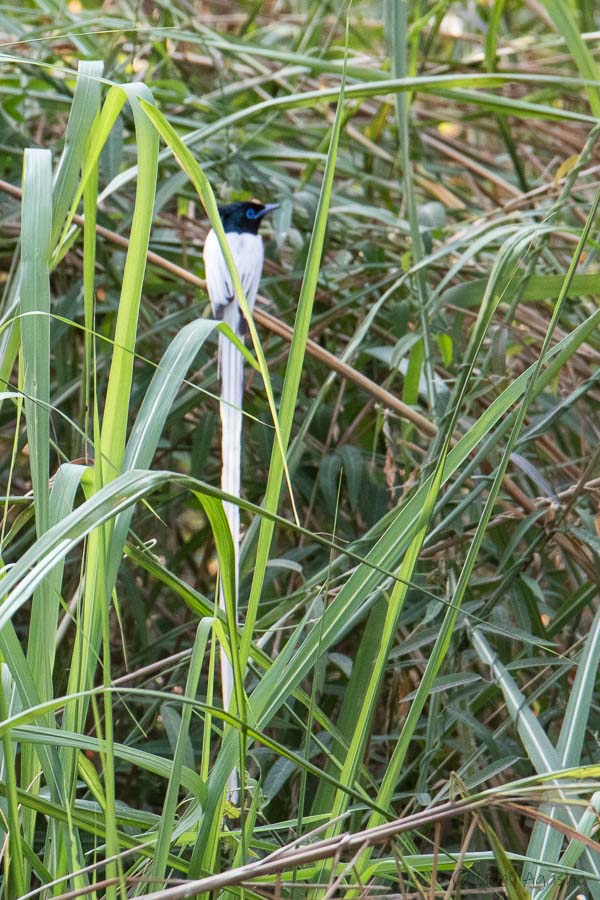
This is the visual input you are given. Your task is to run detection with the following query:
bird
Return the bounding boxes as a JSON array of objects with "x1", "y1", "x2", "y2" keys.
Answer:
[{"x1": 203, "y1": 200, "x2": 278, "y2": 723}]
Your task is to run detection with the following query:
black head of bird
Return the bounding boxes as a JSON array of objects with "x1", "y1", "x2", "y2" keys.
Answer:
[{"x1": 217, "y1": 201, "x2": 278, "y2": 235}]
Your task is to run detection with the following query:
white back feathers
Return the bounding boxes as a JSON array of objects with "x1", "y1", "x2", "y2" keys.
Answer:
[{"x1": 204, "y1": 229, "x2": 264, "y2": 332}]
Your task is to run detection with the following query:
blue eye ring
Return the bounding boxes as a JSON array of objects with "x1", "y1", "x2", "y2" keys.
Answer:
[{"x1": 245, "y1": 207, "x2": 257, "y2": 220}]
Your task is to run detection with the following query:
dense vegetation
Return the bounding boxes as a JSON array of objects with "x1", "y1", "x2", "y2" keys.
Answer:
[{"x1": 0, "y1": 0, "x2": 599, "y2": 897}]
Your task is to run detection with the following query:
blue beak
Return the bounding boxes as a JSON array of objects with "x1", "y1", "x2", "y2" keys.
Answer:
[{"x1": 258, "y1": 203, "x2": 279, "y2": 218}]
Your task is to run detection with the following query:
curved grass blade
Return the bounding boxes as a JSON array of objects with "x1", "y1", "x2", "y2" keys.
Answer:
[
  {"x1": 62, "y1": 86, "x2": 159, "y2": 829},
  {"x1": 526, "y1": 606, "x2": 600, "y2": 884},
  {"x1": 51, "y1": 60, "x2": 104, "y2": 248},
  {"x1": 470, "y1": 626, "x2": 600, "y2": 890},
  {"x1": 99, "y1": 85, "x2": 158, "y2": 482},
  {"x1": 540, "y1": 0, "x2": 600, "y2": 116},
  {"x1": 150, "y1": 617, "x2": 215, "y2": 885},
  {"x1": 54, "y1": 85, "x2": 127, "y2": 259},
  {"x1": 138, "y1": 99, "x2": 298, "y2": 526},
  {"x1": 20, "y1": 149, "x2": 51, "y2": 539},
  {"x1": 240, "y1": 53, "x2": 347, "y2": 671},
  {"x1": 19, "y1": 146, "x2": 55, "y2": 889},
  {"x1": 107, "y1": 317, "x2": 220, "y2": 588}
]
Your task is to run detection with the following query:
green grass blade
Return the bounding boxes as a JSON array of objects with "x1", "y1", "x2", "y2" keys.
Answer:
[
  {"x1": 526, "y1": 606, "x2": 600, "y2": 881},
  {"x1": 62, "y1": 85, "x2": 158, "y2": 803},
  {"x1": 100, "y1": 85, "x2": 158, "y2": 482},
  {"x1": 534, "y1": 793, "x2": 600, "y2": 900},
  {"x1": 481, "y1": 816, "x2": 530, "y2": 900},
  {"x1": 540, "y1": 0, "x2": 600, "y2": 116},
  {"x1": 108, "y1": 317, "x2": 219, "y2": 588},
  {"x1": 0, "y1": 670, "x2": 25, "y2": 896},
  {"x1": 471, "y1": 627, "x2": 561, "y2": 772},
  {"x1": 82, "y1": 111, "x2": 99, "y2": 460},
  {"x1": 51, "y1": 60, "x2": 104, "y2": 248},
  {"x1": 54, "y1": 85, "x2": 127, "y2": 259},
  {"x1": 557, "y1": 607, "x2": 600, "y2": 765},
  {"x1": 150, "y1": 617, "x2": 214, "y2": 884},
  {"x1": 441, "y1": 272, "x2": 600, "y2": 309},
  {"x1": 103, "y1": 70, "x2": 600, "y2": 202},
  {"x1": 387, "y1": 0, "x2": 435, "y2": 410},
  {"x1": 20, "y1": 148, "x2": 51, "y2": 538},
  {"x1": 19, "y1": 147, "x2": 54, "y2": 889},
  {"x1": 12, "y1": 725, "x2": 203, "y2": 798},
  {"x1": 240, "y1": 61, "x2": 347, "y2": 672}
]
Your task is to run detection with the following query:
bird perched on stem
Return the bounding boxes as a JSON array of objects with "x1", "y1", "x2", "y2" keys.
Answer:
[{"x1": 203, "y1": 200, "x2": 278, "y2": 722}]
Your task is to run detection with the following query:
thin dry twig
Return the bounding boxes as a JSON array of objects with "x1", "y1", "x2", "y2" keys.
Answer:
[{"x1": 51, "y1": 800, "x2": 477, "y2": 900}]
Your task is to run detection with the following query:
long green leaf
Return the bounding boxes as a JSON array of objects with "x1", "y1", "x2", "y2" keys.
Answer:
[
  {"x1": 20, "y1": 148, "x2": 51, "y2": 538},
  {"x1": 540, "y1": 0, "x2": 600, "y2": 116},
  {"x1": 240, "y1": 65, "x2": 347, "y2": 668},
  {"x1": 100, "y1": 85, "x2": 158, "y2": 481},
  {"x1": 150, "y1": 618, "x2": 215, "y2": 884}
]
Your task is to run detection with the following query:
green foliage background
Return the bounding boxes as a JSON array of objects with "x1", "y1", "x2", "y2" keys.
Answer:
[{"x1": 0, "y1": 0, "x2": 599, "y2": 897}]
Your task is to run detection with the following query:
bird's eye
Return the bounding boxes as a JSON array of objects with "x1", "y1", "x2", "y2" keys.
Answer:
[{"x1": 245, "y1": 208, "x2": 257, "y2": 220}]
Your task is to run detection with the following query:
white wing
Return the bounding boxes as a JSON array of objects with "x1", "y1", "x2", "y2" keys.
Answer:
[
  {"x1": 203, "y1": 229, "x2": 264, "y2": 333},
  {"x1": 229, "y1": 231, "x2": 264, "y2": 313}
]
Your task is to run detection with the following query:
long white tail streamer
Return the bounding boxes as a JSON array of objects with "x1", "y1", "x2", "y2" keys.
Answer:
[{"x1": 203, "y1": 226, "x2": 264, "y2": 803}]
